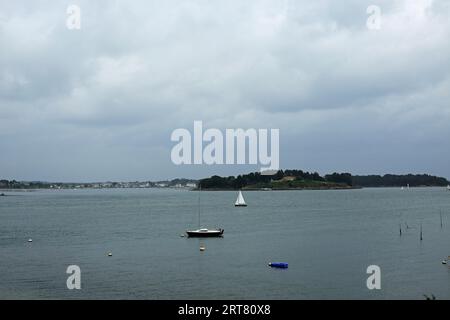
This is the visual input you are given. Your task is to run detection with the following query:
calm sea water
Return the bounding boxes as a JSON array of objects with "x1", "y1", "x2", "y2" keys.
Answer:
[{"x1": 1, "y1": 188, "x2": 450, "y2": 300}]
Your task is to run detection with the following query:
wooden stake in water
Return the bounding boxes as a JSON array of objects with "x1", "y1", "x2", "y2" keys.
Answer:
[
  {"x1": 420, "y1": 223, "x2": 423, "y2": 241},
  {"x1": 399, "y1": 224, "x2": 402, "y2": 236},
  {"x1": 440, "y1": 211, "x2": 443, "y2": 229}
]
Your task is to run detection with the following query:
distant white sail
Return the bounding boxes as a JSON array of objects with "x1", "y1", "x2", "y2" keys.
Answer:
[
  {"x1": 235, "y1": 190, "x2": 247, "y2": 206},
  {"x1": 447, "y1": 185, "x2": 450, "y2": 191}
]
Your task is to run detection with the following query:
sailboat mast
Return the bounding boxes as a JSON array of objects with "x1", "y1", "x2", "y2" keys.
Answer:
[{"x1": 198, "y1": 185, "x2": 201, "y2": 228}]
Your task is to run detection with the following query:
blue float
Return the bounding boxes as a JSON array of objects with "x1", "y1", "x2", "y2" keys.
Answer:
[{"x1": 269, "y1": 262, "x2": 288, "y2": 269}]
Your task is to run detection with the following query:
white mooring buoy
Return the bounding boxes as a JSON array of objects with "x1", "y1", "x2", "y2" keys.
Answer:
[
  {"x1": 28, "y1": 238, "x2": 33, "y2": 243},
  {"x1": 108, "y1": 252, "x2": 112, "y2": 257}
]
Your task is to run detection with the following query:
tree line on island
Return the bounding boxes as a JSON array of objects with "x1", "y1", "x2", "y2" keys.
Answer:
[{"x1": 198, "y1": 170, "x2": 449, "y2": 190}]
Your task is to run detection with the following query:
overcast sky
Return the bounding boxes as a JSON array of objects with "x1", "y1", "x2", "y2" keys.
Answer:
[{"x1": 0, "y1": 0, "x2": 449, "y2": 182}]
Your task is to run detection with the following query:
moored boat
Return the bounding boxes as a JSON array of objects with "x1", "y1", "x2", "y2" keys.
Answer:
[
  {"x1": 186, "y1": 185, "x2": 224, "y2": 238},
  {"x1": 186, "y1": 228, "x2": 224, "y2": 238}
]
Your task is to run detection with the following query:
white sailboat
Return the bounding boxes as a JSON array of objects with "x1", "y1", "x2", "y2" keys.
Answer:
[
  {"x1": 447, "y1": 185, "x2": 450, "y2": 191},
  {"x1": 235, "y1": 190, "x2": 247, "y2": 207}
]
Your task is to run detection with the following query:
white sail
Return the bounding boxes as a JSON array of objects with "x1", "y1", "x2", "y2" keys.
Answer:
[{"x1": 235, "y1": 190, "x2": 246, "y2": 206}]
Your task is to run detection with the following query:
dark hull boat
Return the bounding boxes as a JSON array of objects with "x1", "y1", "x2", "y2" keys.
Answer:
[
  {"x1": 186, "y1": 228, "x2": 224, "y2": 238},
  {"x1": 186, "y1": 185, "x2": 224, "y2": 238}
]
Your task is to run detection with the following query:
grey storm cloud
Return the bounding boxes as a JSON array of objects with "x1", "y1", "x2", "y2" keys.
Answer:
[{"x1": 0, "y1": 0, "x2": 449, "y2": 181}]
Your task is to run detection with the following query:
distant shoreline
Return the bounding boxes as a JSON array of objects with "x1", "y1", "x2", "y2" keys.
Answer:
[
  {"x1": 1, "y1": 185, "x2": 448, "y2": 192},
  {"x1": 2, "y1": 170, "x2": 448, "y2": 191},
  {"x1": 195, "y1": 186, "x2": 450, "y2": 191}
]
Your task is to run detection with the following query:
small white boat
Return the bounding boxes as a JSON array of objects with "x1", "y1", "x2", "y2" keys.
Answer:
[
  {"x1": 235, "y1": 190, "x2": 247, "y2": 207},
  {"x1": 447, "y1": 185, "x2": 450, "y2": 191}
]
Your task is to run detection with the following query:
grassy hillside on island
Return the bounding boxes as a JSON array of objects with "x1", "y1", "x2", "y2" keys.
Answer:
[
  {"x1": 199, "y1": 171, "x2": 449, "y2": 190},
  {"x1": 199, "y1": 170, "x2": 353, "y2": 190}
]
